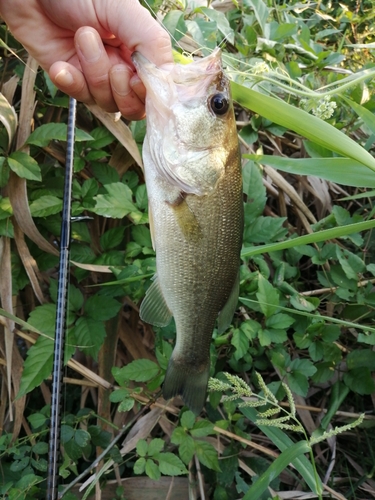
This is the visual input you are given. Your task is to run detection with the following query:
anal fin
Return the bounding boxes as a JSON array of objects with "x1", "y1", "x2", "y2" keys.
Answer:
[
  {"x1": 140, "y1": 275, "x2": 172, "y2": 327},
  {"x1": 217, "y1": 269, "x2": 240, "y2": 335}
]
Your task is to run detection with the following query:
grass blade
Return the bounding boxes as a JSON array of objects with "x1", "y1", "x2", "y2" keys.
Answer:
[
  {"x1": 245, "y1": 155, "x2": 375, "y2": 188},
  {"x1": 241, "y1": 219, "x2": 375, "y2": 258},
  {"x1": 243, "y1": 441, "x2": 312, "y2": 500},
  {"x1": 241, "y1": 406, "x2": 320, "y2": 495},
  {"x1": 232, "y1": 81, "x2": 375, "y2": 172}
]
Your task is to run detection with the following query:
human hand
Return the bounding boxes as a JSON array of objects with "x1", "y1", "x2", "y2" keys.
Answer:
[{"x1": 0, "y1": 0, "x2": 173, "y2": 119}]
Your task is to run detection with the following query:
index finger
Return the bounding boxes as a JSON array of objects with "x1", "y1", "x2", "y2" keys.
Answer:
[{"x1": 95, "y1": 0, "x2": 173, "y2": 67}]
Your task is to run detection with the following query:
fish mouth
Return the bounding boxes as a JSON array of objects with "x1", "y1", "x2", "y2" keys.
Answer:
[{"x1": 131, "y1": 48, "x2": 223, "y2": 93}]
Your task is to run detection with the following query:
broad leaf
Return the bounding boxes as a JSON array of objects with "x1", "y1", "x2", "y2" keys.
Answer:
[
  {"x1": 84, "y1": 295, "x2": 121, "y2": 321},
  {"x1": 27, "y1": 123, "x2": 93, "y2": 147},
  {"x1": 113, "y1": 359, "x2": 160, "y2": 383},
  {"x1": 73, "y1": 317, "x2": 106, "y2": 360},
  {"x1": 256, "y1": 274, "x2": 279, "y2": 317},
  {"x1": 194, "y1": 441, "x2": 221, "y2": 471},
  {"x1": 8, "y1": 151, "x2": 41, "y2": 181},
  {"x1": 93, "y1": 182, "x2": 140, "y2": 219},
  {"x1": 18, "y1": 336, "x2": 53, "y2": 397},
  {"x1": 29, "y1": 195, "x2": 62, "y2": 217},
  {"x1": 156, "y1": 452, "x2": 188, "y2": 475}
]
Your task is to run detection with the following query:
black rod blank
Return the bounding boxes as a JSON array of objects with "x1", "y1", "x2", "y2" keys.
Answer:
[{"x1": 46, "y1": 97, "x2": 77, "y2": 500}]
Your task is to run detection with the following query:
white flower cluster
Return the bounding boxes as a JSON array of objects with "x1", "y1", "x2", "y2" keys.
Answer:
[{"x1": 301, "y1": 95, "x2": 337, "y2": 120}]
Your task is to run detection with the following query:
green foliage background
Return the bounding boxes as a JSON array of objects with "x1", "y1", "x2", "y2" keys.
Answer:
[{"x1": 1, "y1": 0, "x2": 375, "y2": 498}]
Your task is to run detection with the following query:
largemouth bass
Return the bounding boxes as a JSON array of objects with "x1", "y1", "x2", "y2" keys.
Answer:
[{"x1": 132, "y1": 48, "x2": 243, "y2": 415}]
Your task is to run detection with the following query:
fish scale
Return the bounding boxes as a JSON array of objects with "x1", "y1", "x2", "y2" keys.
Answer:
[{"x1": 132, "y1": 49, "x2": 243, "y2": 414}]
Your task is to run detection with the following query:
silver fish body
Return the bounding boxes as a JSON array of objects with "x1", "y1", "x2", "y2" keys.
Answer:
[{"x1": 132, "y1": 49, "x2": 243, "y2": 414}]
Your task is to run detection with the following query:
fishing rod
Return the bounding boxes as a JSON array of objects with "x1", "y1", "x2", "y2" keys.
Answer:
[{"x1": 46, "y1": 96, "x2": 77, "y2": 500}]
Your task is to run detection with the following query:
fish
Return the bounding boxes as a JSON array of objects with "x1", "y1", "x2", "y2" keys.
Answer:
[{"x1": 132, "y1": 48, "x2": 243, "y2": 415}]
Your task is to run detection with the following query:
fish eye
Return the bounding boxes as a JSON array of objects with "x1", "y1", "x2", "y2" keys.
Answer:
[{"x1": 209, "y1": 93, "x2": 229, "y2": 115}]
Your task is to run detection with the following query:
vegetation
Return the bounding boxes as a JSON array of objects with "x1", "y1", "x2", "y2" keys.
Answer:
[{"x1": 1, "y1": 0, "x2": 375, "y2": 498}]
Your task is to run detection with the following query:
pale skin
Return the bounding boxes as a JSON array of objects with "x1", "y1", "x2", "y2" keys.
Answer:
[{"x1": 0, "y1": 0, "x2": 173, "y2": 120}]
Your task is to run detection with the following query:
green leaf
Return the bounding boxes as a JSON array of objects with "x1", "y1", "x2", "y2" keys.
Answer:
[
  {"x1": 27, "y1": 413, "x2": 48, "y2": 429},
  {"x1": 186, "y1": 19, "x2": 217, "y2": 51},
  {"x1": 258, "y1": 328, "x2": 287, "y2": 346},
  {"x1": 194, "y1": 441, "x2": 220, "y2": 471},
  {"x1": 114, "y1": 359, "x2": 160, "y2": 383},
  {"x1": 75, "y1": 429, "x2": 91, "y2": 448},
  {"x1": 84, "y1": 295, "x2": 121, "y2": 321},
  {"x1": 346, "y1": 350, "x2": 375, "y2": 370},
  {"x1": 240, "y1": 406, "x2": 322, "y2": 495},
  {"x1": 61, "y1": 425, "x2": 75, "y2": 443},
  {"x1": 132, "y1": 225, "x2": 152, "y2": 248},
  {"x1": 73, "y1": 317, "x2": 106, "y2": 360},
  {"x1": 118, "y1": 398, "x2": 135, "y2": 412},
  {"x1": 8, "y1": 151, "x2": 41, "y2": 181},
  {"x1": 232, "y1": 82, "x2": 375, "y2": 173},
  {"x1": 341, "y1": 95, "x2": 375, "y2": 135},
  {"x1": 247, "y1": 155, "x2": 375, "y2": 188},
  {"x1": 266, "y1": 313, "x2": 294, "y2": 329},
  {"x1": 65, "y1": 439, "x2": 83, "y2": 461},
  {"x1": 10, "y1": 456, "x2": 30, "y2": 472},
  {"x1": 156, "y1": 452, "x2": 188, "y2": 475},
  {"x1": 171, "y1": 427, "x2": 187, "y2": 445},
  {"x1": 27, "y1": 123, "x2": 93, "y2": 147},
  {"x1": 29, "y1": 195, "x2": 62, "y2": 217},
  {"x1": 134, "y1": 457, "x2": 146, "y2": 475},
  {"x1": 242, "y1": 161, "x2": 266, "y2": 221},
  {"x1": 18, "y1": 335, "x2": 53, "y2": 397},
  {"x1": 100, "y1": 226, "x2": 125, "y2": 251},
  {"x1": 243, "y1": 441, "x2": 311, "y2": 500},
  {"x1": 336, "y1": 246, "x2": 365, "y2": 280},
  {"x1": 190, "y1": 420, "x2": 215, "y2": 437},
  {"x1": 163, "y1": 11, "x2": 187, "y2": 43},
  {"x1": 243, "y1": 0, "x2": 269, "y2": 34},
  {"x1": 181, "y1": 410, "x2": 196, "y2": 430},
  {"x1": 231, "y1": 329, "x2": 249, "y2": 359},
  {"x1": 199, "y1": 7, "x2": 234, "y2": 44},
  {"x1": 93, "y1": 182, "x2": 140, "y2": 219},
  {"x1": 0, "y1": 157, "x2": 9, "y2": 187},
  {"x1": 177, "y1": 435, "x2": 195, "y2": 465},
  {"x1": 31, "y1": 457, "x2": 48, "y2": 471},
  {"x1": 244, "y1": 216, "x2": 287, "y2": 244},
  {"x1": 136, "y1": 439, "x2": 148, "y2": 458},
  {"x1": 256, "y1": 274, "x2": 279, "y2": 317},
  {"x1": 148, "y1": 438, "x2": 165, "y2": 456},
  {"x1": 344, "y1": 368, "x2": 375, "y2": 395},
  {"x1": 32, "y1": 442, "x2": 48, "y2": 455},
  {"x1": 27, "y1": 303, "x2": 56, "y2": 336},
  {"x1": 145, "y1": 458, "x2": 161, "y2": 480},
  {"x1": 242, "y1": 219, "x2": 375, "y2": 258},
  {"x1": 109, "y1": 388, "x2": 130, "y2": 403}
]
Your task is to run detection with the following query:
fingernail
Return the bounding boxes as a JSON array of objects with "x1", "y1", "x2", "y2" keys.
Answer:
[
  {"x1": 78, "y1": 31, "x2": 101, "y2": 63},
  {"x1": 55, "y1": 69, "x2": 74, "y2": 87},
  {"x1": 111, "y1": 67, "x2": 132, "y2": 97}
]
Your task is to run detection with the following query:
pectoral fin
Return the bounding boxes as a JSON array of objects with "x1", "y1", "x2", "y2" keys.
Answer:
[
  {"x1": 217, "y1": 269, "x2": 240, "y2": 335},
  {"x1": 170, "y1": 196, "x2": 202, "y2": 242},
  {"x1": 140, "y1": 275, "x2": 172, "y2": 327}
]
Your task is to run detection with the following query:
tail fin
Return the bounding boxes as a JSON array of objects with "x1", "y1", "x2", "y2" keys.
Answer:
[{"x1": 163, "y1": 357, "x2": 210, "y2": 415}]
